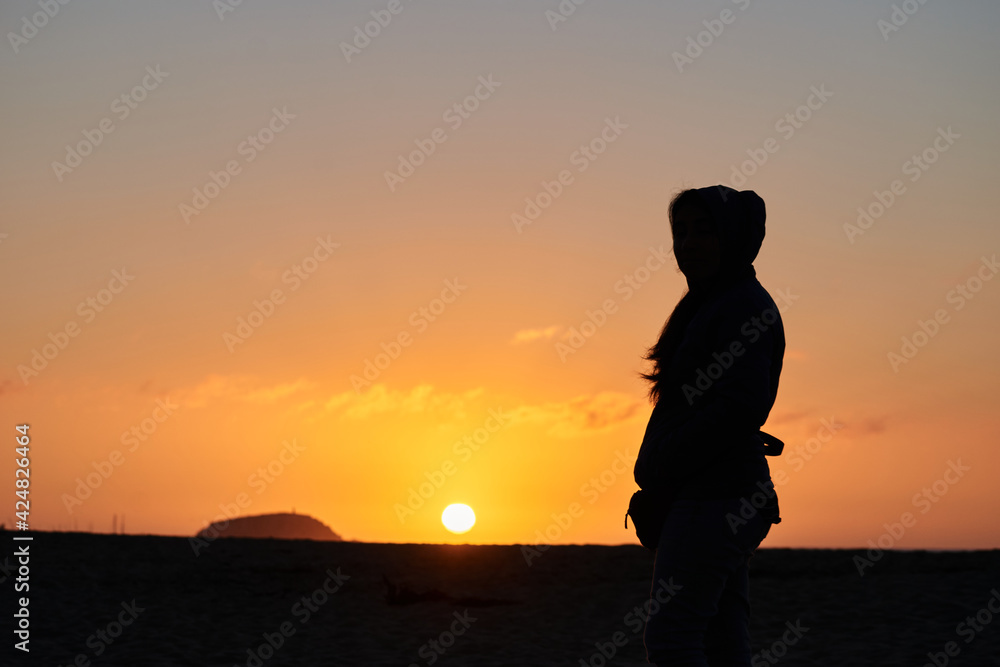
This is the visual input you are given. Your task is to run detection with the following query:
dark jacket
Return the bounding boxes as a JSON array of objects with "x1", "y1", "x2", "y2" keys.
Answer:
[
  {"x1": 633, "y1": 270, "x2": 784, "y2": 498},
  {"x1": 633, "y1": 186, "x2": 784, "y2": 500}
]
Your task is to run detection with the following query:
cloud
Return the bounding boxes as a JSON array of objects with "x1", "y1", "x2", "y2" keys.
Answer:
[
  {"x1": 507, "y1": 391, "x2": 648, "y2": 438},
  {"x1": 852, "y1": 416, "x2": 888, "y2": 436},
  {"x1": 510, "y1": 325, "x2": 561, "y2": 344},
  {"x1": 767, "y1": 410, "x2": 811, "y2": 426},
  {"x1": 243, "y1": 379, "x2": 316, "y2": 403},
  {"x1": 325, "y1": 383, "x2": 485, "y2": 421},
  {"x1": 180, "y1": 374, "x2": 315, "y2": 408},
  {"x1": 766, "y1": 411, "x2": 888, "y2": 438},
  {"x1": 322, "y1": 383, "x2": 647, "y2": 437}
]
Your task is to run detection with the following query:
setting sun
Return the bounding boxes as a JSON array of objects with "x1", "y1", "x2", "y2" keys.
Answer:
[{"x1": 441, "y1": 504, "x2": 476, "y2": 534}]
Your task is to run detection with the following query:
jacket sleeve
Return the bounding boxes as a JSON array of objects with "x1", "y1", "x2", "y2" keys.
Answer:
[{"x1": 657, "y1": 297, "x2": 780, "y2": 484}]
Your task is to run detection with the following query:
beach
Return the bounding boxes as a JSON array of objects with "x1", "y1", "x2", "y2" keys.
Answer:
[{"x1": 8, "y1": 533, "x2": 999, "y2": 666}]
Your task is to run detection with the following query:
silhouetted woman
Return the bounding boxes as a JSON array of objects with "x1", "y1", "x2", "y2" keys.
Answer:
[{"x1": 634, "y1": 185, "x2": 784, "y2": 666}]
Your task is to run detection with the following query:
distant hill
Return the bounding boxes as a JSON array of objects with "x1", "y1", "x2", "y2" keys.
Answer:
[{"x1": 197, "y1": 512, "x2": 342, "y2": 542}]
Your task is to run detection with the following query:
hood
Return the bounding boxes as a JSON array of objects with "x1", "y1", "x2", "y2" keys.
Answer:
[{"x1": 692, "y1": 185, "x2": 766, "y2": 270}]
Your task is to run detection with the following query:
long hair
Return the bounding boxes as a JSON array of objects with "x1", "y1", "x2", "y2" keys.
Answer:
[{"x1": 639, "y1": 189, "x2": 709, "y2": 405}]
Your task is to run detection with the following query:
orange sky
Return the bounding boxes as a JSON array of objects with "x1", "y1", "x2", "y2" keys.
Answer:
[{"x1": 1, "y1": 1, "x2": 998, "y2": 549}]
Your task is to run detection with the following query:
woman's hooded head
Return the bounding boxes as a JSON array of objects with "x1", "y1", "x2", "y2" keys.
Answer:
[
  {"x1": 690, "y1": 185, "x2": 766, "y2": 268},
  {"x1": 670, "y1": 185, "x2": 767, "y2": 291}
]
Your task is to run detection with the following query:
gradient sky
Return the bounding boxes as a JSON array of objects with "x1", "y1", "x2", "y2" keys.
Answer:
[{"x1": 2, "y1": 0, "x2": 998, "y2": 549}]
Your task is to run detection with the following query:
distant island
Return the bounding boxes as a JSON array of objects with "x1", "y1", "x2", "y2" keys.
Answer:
[{"x1": 197, "y1": 512, "x2": 343, "y2": 542}]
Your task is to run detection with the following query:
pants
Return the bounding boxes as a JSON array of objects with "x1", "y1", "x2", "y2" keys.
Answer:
[{"x1": 643, "y1": 495, "x2": 776, "y2": 666}]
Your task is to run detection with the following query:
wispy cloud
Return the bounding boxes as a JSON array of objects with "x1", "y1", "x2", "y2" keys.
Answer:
[
  {"x1": 324, "y1": 383, "x2": 485, "y2": 421},
  {"x1": 785, "y1": 348, "x2": 809, "y2": 361},
  {"x1": 509, "y1": 325, "x2": 561, "y2": 344},
  {"x1": 180, "y1": 374, "x2": 315, "y2": 408},
  {"x1": 767, "y1": 410, "x2": 811, "y2": 426},
  {"x1": 507, "y1": 391, "x2": 648, "y2": 438},
  {"x1": 322, "y1": 383, "x2": 646, "y2": 437},
  {"x1": 852, "y1": 416, "x2": 888, "y2": 436}
]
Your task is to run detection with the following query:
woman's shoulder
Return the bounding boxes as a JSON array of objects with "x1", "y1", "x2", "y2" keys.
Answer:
[{"x1": 705, "y1": 276, "x2": 781, "y2": 319}]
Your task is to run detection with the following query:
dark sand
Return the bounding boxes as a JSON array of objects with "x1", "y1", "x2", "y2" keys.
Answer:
[{"x1": 9, "y1": 533, "x2": 1000, "y2": 666}]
